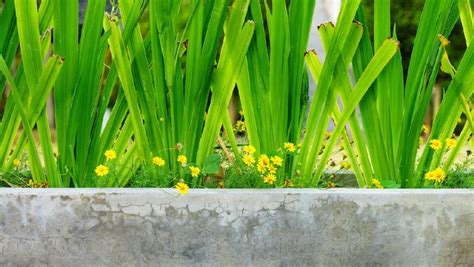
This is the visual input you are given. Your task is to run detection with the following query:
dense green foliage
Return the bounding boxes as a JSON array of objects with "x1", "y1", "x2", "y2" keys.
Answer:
[{"x1": 0, "y1": 0, "x2": 472, "y2": 189}]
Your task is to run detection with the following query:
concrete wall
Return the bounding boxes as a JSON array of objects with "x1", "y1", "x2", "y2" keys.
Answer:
[{"x1": 0, "y1": 189, "x2": 473, "y2": 266}]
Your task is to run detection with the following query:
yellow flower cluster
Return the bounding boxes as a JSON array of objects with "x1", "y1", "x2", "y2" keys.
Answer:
[
  {"x1": 242, "y1": 145, "x2": 256, "y2": 166},
  {"x1": 95, "y1": 149, "x2": 116, "y2": 177},
  {"x1": 430, "y1": 138, "x2": 457, "y2": 151},
  {"x1": 424, "y1": 168, "x2": 446, "y2": 184},
  {"x1": 257, "y1": 154, "x2": 283, "y2": 185},
  {"x1": 371, "y1": 178, "x2": 383, "y2": 189}
]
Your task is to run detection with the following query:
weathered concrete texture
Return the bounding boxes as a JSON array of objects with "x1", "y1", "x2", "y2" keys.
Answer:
[{"x1": 0, "y1": 189, "x2": 473, "y2": 266}]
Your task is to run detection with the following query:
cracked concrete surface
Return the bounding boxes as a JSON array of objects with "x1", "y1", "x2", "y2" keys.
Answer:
[{"x1": 0, "y1": 189, "x2": 473, "y2": 266}]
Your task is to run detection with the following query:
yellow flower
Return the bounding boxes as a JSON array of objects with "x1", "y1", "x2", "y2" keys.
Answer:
[
  {"x1": 263, "y1": 174, "x2": 277, "y2": 185},
  {"x1": 430, "y1": 139, "x2": 442, "y2": 150},
  {"x1": 271, "y1": 156, "x2": 283, "y2": 166},
  {"x1": 422, "y1": 124, "x2": 430, "y2": 135},
  {"x1": 446, "y1": 138, "x2": 457, "y2": 149},
  {"x1": 267, "y1": 164, "x2": 277, "y2": 174},
  {"x1": 177, "y1": 155, "x2": 187, "y2": 166},
  {"x1": 243, "y1": 145, "x2": 256, "y2": 155},
  {"x1": 175, "y1": 182, "x2": 189, "y2": 195},
  {"x1": 371, "y1": 178, "x2": 383, "y2": 189},
  {"x1": 434, "y1": 168, "x2": 446, "y2": 183},
  {"x1": 104, "y1": 149, "x2": 117, "y2": 160},
  {"x1": 242, "y1": 155, "x2": 255, "y2": 166},
  {"x1": 95, "y1": 165, "x2": 109, "y2": 177},
  {"x1": 235, "y1": 120, "x2": 246, "y2": 133},
  {"x1": 189, "y1": 166, "x2": 201, "y2": 178},
  {"x1": 152, "y1": 156, "x2": 165, "y2": 167},
  {"x1": 340, "y1": 161, "x2": 351, "y2": 170},
  {"x1": 13, "y1": 159, "x2": 20, "y2": 167},
  {"x1": 258, "y1": 154, "x2": 270, "y2": 166},
  {"x1": 424, "y1": 168, "x2": 446, "y2": 184},
  {"x1": 284, "y1": 142, "x2": 296, "y2": 153},
  {"x1": 257, "y1": 162, "x2": 266, "y2": 173},
  {"x1": 425, "y1": 171, "x2": 435, "y2": 181}
]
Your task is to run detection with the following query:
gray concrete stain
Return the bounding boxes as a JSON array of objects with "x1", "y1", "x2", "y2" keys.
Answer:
[{"x1": 0, "y1": 189, "x2": 472, "y2": 266}]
